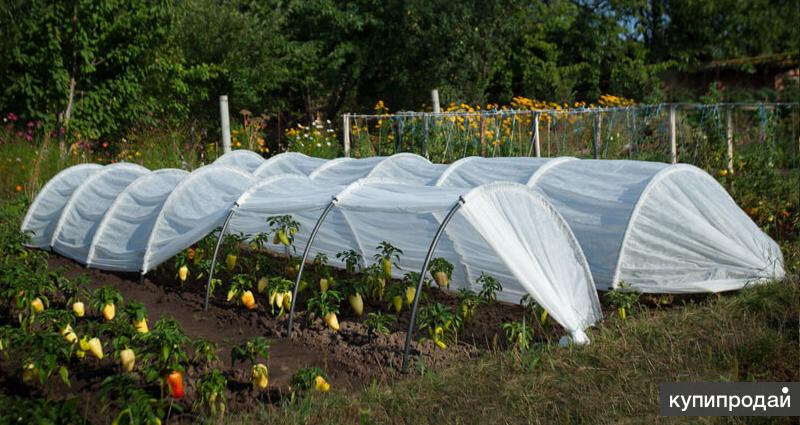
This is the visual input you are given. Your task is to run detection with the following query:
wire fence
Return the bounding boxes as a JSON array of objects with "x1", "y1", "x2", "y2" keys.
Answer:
[{"x1": 343, "y1": 103, "x2": 800, "y2": 171}]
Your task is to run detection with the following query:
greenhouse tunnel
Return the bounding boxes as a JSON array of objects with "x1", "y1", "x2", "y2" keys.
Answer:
[
  {"x1": 49, "y1": 163, "x2": 149, "y2": 263},
  {"x1": 20, "y1": 150, "x2": 786, "y2": 370}
]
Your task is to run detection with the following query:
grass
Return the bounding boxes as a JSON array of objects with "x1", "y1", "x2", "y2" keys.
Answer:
[{"x1": 228, "y1": 274, "x2": 799, "y2": 425}]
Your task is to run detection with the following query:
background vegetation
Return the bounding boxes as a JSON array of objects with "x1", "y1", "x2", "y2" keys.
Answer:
[{"x1": 1, "y1": 0, "x2": 798, "y2": 144}]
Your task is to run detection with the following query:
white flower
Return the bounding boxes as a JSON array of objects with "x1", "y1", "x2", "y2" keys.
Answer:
[{"x1": 316, "y1": 143, "x2": 321, "y2": 147}]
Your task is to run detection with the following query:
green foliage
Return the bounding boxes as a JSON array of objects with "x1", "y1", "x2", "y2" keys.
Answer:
[
  {"x1": 477, "y1": 273, "x2": 502, "y2": 302},
  {"x1": 429, "y1": 258, "x2": 453, "y2": 278},
  {"x1": 3, "y1": 0, "x2": 795, "y2": 142},
  {"x1": 137, "y1": 316, "x2": 189, "y2": 382},
  {"x1": 99, "y1": 374, "x2": 170, "y2": 425},
  {"x1": 307, "y1": 289, "x2": 342, "y2": 317},
  {"x1": 192, "y1": 338, "x2": 220, "y2": 371},
  {"x1": 363, "y1": 312, "x2": 396, "y2": 336},
  {"x1": 418, "y1": 302, "x2": 461, "y2": 347},
  {"x1": 91, "y1": 286, "x2": 124, "y2": 313},
  {"x1": 231, "y1": 336, "x2": 270, "y2": 367},
  {"x1": 291, "y1": 366, "x2": 327, "y2": 392},
  {"x1": 123, "y1": 301, "x2": 147, "y2": 322},
  {"x1": 0, "y1": 395, "x2": 85, "y2": 424},
  {"x1": 457, "y1": 289, "x2": 483, "y2": 322},
  {"x1": 0, "y1": 0, "x2": 191, "y2": 138},
  {"x1": 193, "y1": 369, "x2": 228, "y2": 418},
  {"x1": 336, "y1": 249, "x2": 363, "y2": 274},
  {"x1": 501, "y1": 319, "x2": 534, "y2": 351}
]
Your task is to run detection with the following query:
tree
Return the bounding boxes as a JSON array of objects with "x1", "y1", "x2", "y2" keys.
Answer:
[{"x1": 0, "y1": 0, "x2": 190, "y2": 139}]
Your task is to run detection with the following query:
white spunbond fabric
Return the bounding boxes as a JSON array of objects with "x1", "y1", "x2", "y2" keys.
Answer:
[
  {"x1": 50, "y1": 163, "x2": 150, "y2": 263},
  {"x1": 21, "y1": 163, "x2": 103, "y2": 248},
  {"x1": 336, "y1": 180, "x2": 468, "y2": 284},
  {"x1": 142, "y1": 165, "x2": 256, "y2": 272},
  {"x1": 309, "y1": 156, "x2": 386, "y2": 184},
  {"x1": 436, "y1": 156, "x2": 565, "y2": 187},
  {"x1": 534, "y1": 159, "x2": 668, "y2": 290},
  {"x1": 24, "y1": 150, "x2": 784, "y2": 301},
  {"x1": 431, "y1": 155, "x2": 784, "y2": 292},
  {"x1": 230, "y1": 177, "x2": 600, "y2": 334},
  {"x1": 211, "y1": 150, "x2": 264, "y2": 172},
  {"x1": 459, "y1": 182, "x2": 602, "y2": 335},
  {"x1": 253, "y1": 152, "x2": 326, "y2": 178},
  {"x1": 228, "y1": 175, "x2": 362, "y2": 272},
  {"x1": 616, "y1": 165, "x2": 785, "y2": 292},
  {"x1": 366, "y1": 153, "x2": 448, "y2": 184},
  {"x1": 87, "y1": 169, "x2": 189, "y2": 272}
]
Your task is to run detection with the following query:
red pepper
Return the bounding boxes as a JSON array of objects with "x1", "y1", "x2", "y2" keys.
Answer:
[{"x1": 167, "y1": 371, "x2": 184, "y2": 399}]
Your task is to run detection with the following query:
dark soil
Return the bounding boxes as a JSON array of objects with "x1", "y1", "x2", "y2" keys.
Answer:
[{"x1": 5, "y1": 254, "x2": 544, "y2": 423}]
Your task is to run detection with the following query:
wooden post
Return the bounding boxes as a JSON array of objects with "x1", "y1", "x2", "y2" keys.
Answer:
[
  {"x1": 219, "y1": 95, "x2": 231, "y2": 154},
  {"x1": 726, "y1": 107, "x2": 734, "y2": 174},
  {"x1": 343, "y1": 114, "x2": 351, "y2": 158},
  {"x1": 431, "y1": 89, "x2": 440, "y2": 113},
  {"x1": 669, "y1": 105, "x2": 677, "y2": 164},
  {"x1": 423, "y1": 115, "x2": 429, "y2": 159},
  {"x1": 479, "y1": 112, "x2": 487, "y2": 157},
  {"x1": 533, "y1": 113, "x2": 541, "y2": 157},
  {"x1": 593, "y1": 112, "x2": 601, "y2": 159}
]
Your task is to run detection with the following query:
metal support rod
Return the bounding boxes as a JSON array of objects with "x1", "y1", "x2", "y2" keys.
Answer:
[
  {"x1": 286, "y1": 198, "x2": 338, "y2": 336},
  {"x1": 401, "y1": 198, "x2": 465, "y2": 373},
  {"x1": 343, "y1": 114, "x2": 351, "y2": 158},
  {"x1": 533, "y1": 113, "x2": 541, "y2": 157},
  {"x1": 669, "y1": 105, "x2": 677, "y2": 164},
  {"x1": 204, "y1": 205, "x2": 238, "y2": 311}
]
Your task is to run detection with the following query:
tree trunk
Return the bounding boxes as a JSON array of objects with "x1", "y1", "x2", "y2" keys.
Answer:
[
  {"x1": 63, "y1": 76, "x2": 76, "y2": 127},
  {"x1": 59, "y1": 76, "x2": 76, "y2": 157}
]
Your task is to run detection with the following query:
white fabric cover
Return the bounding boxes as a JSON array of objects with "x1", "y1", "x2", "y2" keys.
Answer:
[
  {"x1": 227, "y1": 176, "x2": 602, "y2": 335},
  {"x1": 309, "y1": 156, "x2": 386, "y2": 184},
  {"x1": 21, "y1": 163, "x2": 103, "y2": 247},
  {"x1": 87, "y1": 169, "x2": 189, "y2": 271},
  {"x1": 534, "y1": 160, "x2": 668, "y2": 289},
  {"x1": 435, "y1": 156, "x2": 783, "y2": 292},
  {"x1": 616, "y1": 165, "x2": 785, "y2": 292},
  {"x1": 23, "y1": 150, "x2": 783, "y2": 307},
  {"x1": 366, "y1": 153, "x2": 448, "y2": 184},
  {"x1": 50, "y1": 163, "x2": 149, "y2": 262},
  {"x1": 211, "y1": 149, "x2": 265, "y2": 172},
  {"x1": 253, "y1": 152, "x2": 326, "y2": 178},
  {"x1": 141, "y1": 165, "x2": 256, "y2": 271}
]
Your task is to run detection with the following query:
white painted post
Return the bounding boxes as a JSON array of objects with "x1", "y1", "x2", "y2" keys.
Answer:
[
  {"x1": 431, "y1": 89, "x2": 440, "y2": 113},
  {"x1": 343, "y1": 114, "x2": 351, "y2": 158},
  {"x1": 533, "y1": 113, "x2": 541, "y2": 157},
  {"x1": 219, "y1": 95, "x2": 231, "y2": 154},
  {"x1": 669, "y1": 105, "x2": 677, "y2": 164},
  {"x1": 726, "y1": 107, "x2": 734, "y2": 174}
]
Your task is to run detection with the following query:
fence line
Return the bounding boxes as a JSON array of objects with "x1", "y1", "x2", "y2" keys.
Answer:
[{"x1": 342, "y1": 103, "x2": 800, "y2": 173}]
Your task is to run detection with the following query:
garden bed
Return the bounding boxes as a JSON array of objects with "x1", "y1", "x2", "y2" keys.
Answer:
[{"x1": 1, "y1": 251, "x2": 548, "y2": 423}]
